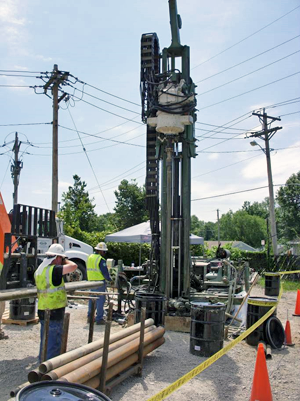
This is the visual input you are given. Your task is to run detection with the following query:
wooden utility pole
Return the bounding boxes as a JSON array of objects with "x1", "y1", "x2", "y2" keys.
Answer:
[
  {"x1": 43, "y1": 64, "x2": 69, "y2": 213},
  {"x1": 251, "y1": 109, "x2": 282, "y2": 256},
  {"x1": 11, "y1": 132, "x2": 23, "y2": 206},
  {"x1": 217, "y1": 209, "x2": 220, "y2": 245}
]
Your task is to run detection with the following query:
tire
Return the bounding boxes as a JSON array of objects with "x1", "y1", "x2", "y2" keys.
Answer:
[{"x1": 64, "y1": 261, "x2": 87, "y2": 282}]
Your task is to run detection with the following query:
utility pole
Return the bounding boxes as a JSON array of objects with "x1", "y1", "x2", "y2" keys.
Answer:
[
  {"x1": 43, "y1": 64, "x2": 69, "y2": 213},
  {"x1": 251, "y1": 108, "x2": 282, "y2": 256},
  {"x1": 217, "y1": 209, "x2": 220, "y2": 244},
  {"x1": 11, "y1": 132, "x2": 23, "y2": 206}
]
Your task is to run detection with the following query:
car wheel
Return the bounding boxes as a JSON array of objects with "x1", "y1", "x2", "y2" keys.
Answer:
[{"x1": 64, "y1": 261, "x2": 87, "y2": 282}]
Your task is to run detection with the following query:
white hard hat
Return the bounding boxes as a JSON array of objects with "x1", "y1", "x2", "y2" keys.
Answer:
[
  {"x1": 46, "y1": 243, "x2": 66, "y2": 257},
  {"x1": 95, "y1": 242, "x2": 108, "y2": 251}
]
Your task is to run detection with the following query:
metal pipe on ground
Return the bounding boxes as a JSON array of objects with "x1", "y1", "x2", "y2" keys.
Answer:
[
  {"x1": 28, "y1": 368, "x2": 43, "y2": 383},
  {"x1": 10, "y1": 381, "x2": 30, "y2": 398},
  {"x1": 39, "y1": 318, "x2": 155, "y2": 374},
  {"x1": 59, "y1": 326, "x2": 165, "y2": 384},
  {"x1": 39, "y1": 326, "x2": 156, "y2": 381},
  {"x1": 84, "y1": 337, "x2": 165, "y2": 389}
]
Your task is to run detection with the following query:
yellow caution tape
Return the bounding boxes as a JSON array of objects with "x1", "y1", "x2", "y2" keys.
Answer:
[
  {"x1": 147, "y1": 285, "x2": 283, "y2": 401},
  {"x1": 279, "y1": 270, "x2": 300, "y2": 275}
]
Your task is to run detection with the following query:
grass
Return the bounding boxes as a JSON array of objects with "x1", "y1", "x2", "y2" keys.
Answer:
[{"x1": 258, "y1": 276, "x2": 300, "y2": 291}]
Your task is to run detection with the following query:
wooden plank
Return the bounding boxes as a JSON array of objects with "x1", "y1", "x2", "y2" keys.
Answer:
[
  {"x1": 165, "y1": 316, "x2": 191, "y2": 333},
  {"x1": 2, "y1": 309, "x2": 39, "y2": 326}
]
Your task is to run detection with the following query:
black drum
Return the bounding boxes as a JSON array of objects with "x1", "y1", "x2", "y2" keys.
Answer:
[
  {"x1": 135, "y1": 292, "x2": 166, "y2": 326},
  {"x1": 190, "y1": 302, "x2": 226, "y2": 357}
]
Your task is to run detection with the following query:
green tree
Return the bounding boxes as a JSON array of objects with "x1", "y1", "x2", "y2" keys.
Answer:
[
  {"x1": 220, "y1": 210, "x2": 267, "y2": 248},
  {"x1": 114, "y1": 179, "x2": 148, "y2": 229},
  {"x1": 191, "y1": 215, "x2": 205, "y2": 236},
  {"x1": 276, "y1": 171, "x2": 300, "y2": 240},
  {"x1": 242, "y1": 198, "x2": 269, "y2": 219},
  {"x1": 59, "y1": 174, "x2": 97, "y2": 232}
]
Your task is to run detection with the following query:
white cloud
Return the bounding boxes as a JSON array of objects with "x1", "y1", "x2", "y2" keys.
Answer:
[{"x1": 242, "y1": 141, "x2": 300, "y2": 183}]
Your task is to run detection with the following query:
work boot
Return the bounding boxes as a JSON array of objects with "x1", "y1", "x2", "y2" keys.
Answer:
[{"x1": 96, "y1": 319, "x2": 106, "y2": 325}]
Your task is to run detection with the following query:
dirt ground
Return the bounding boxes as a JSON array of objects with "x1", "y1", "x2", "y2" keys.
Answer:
[{"x1": 0, "y1": 285, "x2": 299, "y2": 401}]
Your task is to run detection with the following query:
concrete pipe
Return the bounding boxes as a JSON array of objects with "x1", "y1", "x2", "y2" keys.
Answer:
[
  {"x1": 60, "y1": 326, "x2": 165, "y2": 384},
  {"x1": 42, "y1": 325, "x2": 156, "y2": 381},
  {"x1": 39, "y1": 318, "x2": 154, "y2": 374},
  {"x1": 84, "y1": 337, "x2": 165, "y2": 389}
]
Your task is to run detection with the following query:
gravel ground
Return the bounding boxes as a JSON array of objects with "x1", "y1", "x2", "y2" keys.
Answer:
[{"x1": 0, "y1": 285, "x2": 299, "y2": 401}]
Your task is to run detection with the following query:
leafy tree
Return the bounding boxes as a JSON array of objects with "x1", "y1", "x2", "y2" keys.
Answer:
[
  {"x1": 114, "y1": 179, "x2": 148, "y2": 229},
  {"x1": 242, "y1": 198, "x2": 269, "y2": 219},
  {"x1": 191, "y1": 215, "x2": 205, "y2": 236},
  {"x1": 220, "y1": 210, "x2": 267, "y2": 248},
  {"x1": 93, "y1": 213, "x2": 118, "y2": 232},
  {"x1": 59, "y1": 174, "x2": 98, "y2": 232},
  {"x1": 276, "y1": 171, "x2": 300, "y2": 240}
]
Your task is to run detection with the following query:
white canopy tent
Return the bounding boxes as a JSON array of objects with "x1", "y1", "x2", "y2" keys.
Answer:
[{"x1": 105, "y1": 221, "x2": 204, "y2": 245}]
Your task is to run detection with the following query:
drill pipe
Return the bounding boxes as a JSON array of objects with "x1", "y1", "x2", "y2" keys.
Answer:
[
  {"x1": 39, "y1": 318, "x2": 154, "y2": 374},
  {"x1": 28, "y1": 368, "x2": 43, "y2": 383},
  {"x1": 59, "y1": 326, "x2": 165, "y2": 384},
  {"x1": 41, "y1": 325, "x2": 156, "y2": 381},
  {"x1": 84, "y1": 336, "x2": 165, "y2": 389}
]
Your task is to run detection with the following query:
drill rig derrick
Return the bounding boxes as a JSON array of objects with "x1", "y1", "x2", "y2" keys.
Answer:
[{"x1": 140, "y1": 0, "x2": 197, "y2": 302}]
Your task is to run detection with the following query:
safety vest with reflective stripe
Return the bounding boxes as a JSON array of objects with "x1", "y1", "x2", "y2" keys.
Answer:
[
  {"x1": 35, "y1": 264, "x2": 67, "y2": 310},
  {"x1": 87, "y1": 254, "x2": 105, "y2": 281}
]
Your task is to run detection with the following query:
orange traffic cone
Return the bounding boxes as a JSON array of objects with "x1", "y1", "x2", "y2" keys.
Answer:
[
  {"x1": 293, "y1": 289, "x2": 300, "y2": 316},
  {"x1": 284, "y1": 320, "x2": 294, "y2": 346},
  {"x1": 250, "y1": 343, "x2": 273, "y2": 401}
]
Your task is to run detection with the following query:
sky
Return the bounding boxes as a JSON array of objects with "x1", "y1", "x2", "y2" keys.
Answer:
[{"x1": 0, "y1": 0, "x2": 300, "y2": 227}]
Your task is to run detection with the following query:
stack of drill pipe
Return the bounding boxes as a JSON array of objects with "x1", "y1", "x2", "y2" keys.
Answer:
[
  {"x1": 57, "y1": 326, "x2": 165, "y2": 384},
  {"x1": 27, "y1": 318, "x2": 161, "y2": 383}
]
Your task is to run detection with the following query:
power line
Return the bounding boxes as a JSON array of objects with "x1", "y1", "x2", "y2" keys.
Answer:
[
  {"x1": 0, "y1": 122, "x2": 51, "y2": 127},
  {"x1": 64, "y1": 91, "x2": 143, "y2": 124},
  {"x1": 195, "y1": 35, "x2": 300, "y2": 84},
  {"x1": 88, "y1": 161, "x2": 146, "y2": 192},
  {"x1": 192, "y1": 154, "x2": 262, "y2": 179},
  {"x1": 67, "y1": 84, "x2": 140, "y2": 115},
  {"x1": 196, "y1": 50, "x2": 300, "y2": 97},
  {"x1": 69, "y1": 75, "x2": 140, "y2": 107},
  {"x1": 279, "y1": 111, "x2": 300, "y2": 117},
  {"x1": 192, "y1": 4, "x2": 300, "y2": 69},
  {"x1": 0, "y1": 69, "x2": 45, "y2": 74},
  {"x1": 67, "y1": 108, "x2": 111, "y2": 214},
  {"x1": 198, "y1": 71, "x2": 300, "y2": 111},
  {"x1": 191, "y1": 184, "x2": 295, "y2": 202}
]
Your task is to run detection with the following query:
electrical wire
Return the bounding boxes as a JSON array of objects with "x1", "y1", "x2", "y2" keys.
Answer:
[
  {"x1": 191, "y1": 184, "x2": 297, "y2": 202},
  {"x1": 0, "y1": 122, "x2": 51, "y2": 127},
  {"x1": 278, "y1": 111, "x2": 300, "y2": 117},
  {"x1": 0, "y1": 69, "x2": 45, "y2": 74},
  {"x1": 195, "y1": 35, "x2": 300, "y2": 84},
  {"x1": 192, "y1": 4, "x2": 300, "y2": 69},
  {"x1": 0, "y1": 159, "x2": 11, "y2": 190},
  {"x1": 192, "y1": 154, "x2": 262, "y2": 179},
  {"x1": 67, "y1": 84, "x2": 140, "y2": 115},
  {"x1": 198, "y1": 71, "x2": 300, "y2": 111},
  {"x1": 197, "y1": 50, "x2": 300, "y2": 97},
  {"x1": 64, "y1": 91, "x2": 143, "y2": 124},
  {"x1": 67, "y1": 107, "x2": 111, "y2": 214},
  {"x1": 88, "y1": 161, "x2": 146, "y2": 192},
  {"x1": 68, "y1": 75, "x2": 140, "y2": 107}
]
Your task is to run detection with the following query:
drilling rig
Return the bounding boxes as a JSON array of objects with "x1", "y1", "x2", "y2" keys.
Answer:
[{"x1": 140, "y1": 0, "x2": 197, "y2": 301}]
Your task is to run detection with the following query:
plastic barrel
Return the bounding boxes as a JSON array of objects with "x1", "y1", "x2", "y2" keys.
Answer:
[
  {"x1": 135, "y1": 292, "x2": 166, "y2": 326},
  {"x1": 190, "y1": 302, "x2": 226, "y2": 357},
  {"x1": 246, "y1": 297, "x2": 277, "y2": 346},
  {"x1": 16, "y1": 381, "x2": 112, "y2": 400},
  {"x1": 264, "y1": 272, "x2": 280, "y2": 296},
  {"x1": 9, "y1": 298, "x2": 36, "y2": 320}
]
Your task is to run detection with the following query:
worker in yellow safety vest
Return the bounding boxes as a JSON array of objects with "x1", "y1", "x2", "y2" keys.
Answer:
[
  {"x1": 35, "y1": 243, "x2": 77, "y2": 362},
  {"x1": 87, "y1": 242, "x2": 112, "y2": 325}
]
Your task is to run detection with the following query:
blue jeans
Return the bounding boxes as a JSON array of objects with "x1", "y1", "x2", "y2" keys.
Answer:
[
  {"x1": 88, "y1": 283, "x2": 107, "y2": 322},
  {"x1": 39, "y1": 318, "x2": 64, "y2": 363}
]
